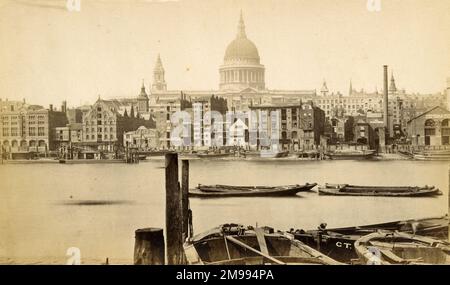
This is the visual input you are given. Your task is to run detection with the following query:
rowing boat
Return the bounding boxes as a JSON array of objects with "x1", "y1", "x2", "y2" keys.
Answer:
[
  {"x1": 354, "y1": 231, "x2": 450, "y2": 265},
  {"x1": 291, "y1": 215, "x2": 449, "y2": 263},
  {"x1": 189, "y1": 183, "x2": 317, "y2": 198},
  {"x1": 183, "y1": 224, "x2": 343, "y2": 265}
]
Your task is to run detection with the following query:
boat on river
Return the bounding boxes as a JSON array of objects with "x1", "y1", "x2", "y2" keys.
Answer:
[
  {"x1": 189, "y1": 183, "x2": 317, "y2": 198},
  {"x1": 354, "y1": 231, "x2": 450, "y2": 265},
  {"x1": 297, "y1": 151, "x2": 322, "y2": 160},
  {"x1": 291, "y1": 215, "x2": 449, "y2": 263},
  {"x1": 318, "y1": 183, "x2": 441, "y2": 197},
  {"x1": 273, "y1": 151, "x2": 290, "y2": 158},
  {"x1": 241, "y1": 150, "x2": 290, "y2": 159},
  {"x1": 59, "y1": 159, "x2": 126, "y2": 164},
  {"x1": 183, "y1": 224, "x2": 343, "y2": 265},
  {"x1": 413, "y1": 150, "x2": 450, "y2": 161},
  {"x1": 196, "y1": 150, "x2": 234, "y2": 158},
  {"x1": 325, "y1": 150, "x2": 376, "y2": 160}
]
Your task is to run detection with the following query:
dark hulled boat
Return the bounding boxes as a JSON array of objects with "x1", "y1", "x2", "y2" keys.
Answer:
[
  {"x1": 184, "y1": 224, "x2": 343, "y2": 265},
  {"x1": 273, "y1": 151, "x2": 290, "y2": 158},
  {"x1": 292, "y1": 215, "x2": 449, "y2": 263},
  {"x1": 196, "y1": 152, "x2": 233, "y2": 158},
  {"x1": 189, "y1": 183, "x2": 317, "y2": 198},
  {"x1": 318, "y1": 183, "x2": 441, "y2": 197}
]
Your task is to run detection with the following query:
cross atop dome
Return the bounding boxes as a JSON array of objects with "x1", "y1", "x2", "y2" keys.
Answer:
[{"x1": 237, "y1": 10, "x2": 247, "y2": 39}]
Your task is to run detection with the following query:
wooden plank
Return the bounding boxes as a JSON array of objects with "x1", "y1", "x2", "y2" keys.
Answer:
[
  {"x1": 255, "y1": 228, "x2": 269, "y2": 255},
  {"x1": 225, "y1": 236, "x2": 285, "y2": 265}
]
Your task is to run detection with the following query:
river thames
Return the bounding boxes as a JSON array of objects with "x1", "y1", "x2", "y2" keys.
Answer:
[{"x1": 0, "y1": 159, "x2": 448, "y2": 264}]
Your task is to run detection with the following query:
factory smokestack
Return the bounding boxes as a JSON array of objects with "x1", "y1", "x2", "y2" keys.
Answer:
[{"x1": 383, "y1": 65, "x2": 389, "y2": 142}]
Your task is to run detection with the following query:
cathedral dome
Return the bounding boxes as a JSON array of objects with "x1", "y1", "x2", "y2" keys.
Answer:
[
  {"x1": 219, "y1": 12, "x2": 265, "y2": 91},
  {"x1": 224, "y1": 38, "x2": 260, "y2": 62},
  {"x1": 223, "y1": 12, "x2": 260, "y2": 63}
]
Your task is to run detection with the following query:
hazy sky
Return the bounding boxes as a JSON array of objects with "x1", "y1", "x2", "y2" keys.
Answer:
[{"x1": 0, "y1": 0, "x2": 449, "y2": 107}]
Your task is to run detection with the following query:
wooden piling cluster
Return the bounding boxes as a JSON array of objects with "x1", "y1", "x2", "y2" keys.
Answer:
[{"x1": 134, "y1": 153, "x2": 191, "y2": 265}]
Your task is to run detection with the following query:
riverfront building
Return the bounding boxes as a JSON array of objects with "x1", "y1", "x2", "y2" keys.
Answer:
[
  {"x1": 249, "y1": 101, "x2": 326, "y2": 151},
  {"x1": 0, "y1": 101, "x2": 68, "y2": 158},
  {"x1": 81, "y1": 98, "x2": 155, "y2": 152},
  {"x1": 406, "y1": 106, "x2": 450, "y2": 146}
]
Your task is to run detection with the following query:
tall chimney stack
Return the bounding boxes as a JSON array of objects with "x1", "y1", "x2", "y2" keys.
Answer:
[
  {"x1": 383, "y1": 65, "x2": 389, "y2": 142},
  {"x1": 49, "y1": 104, "x2": 53, "y2": 111}
]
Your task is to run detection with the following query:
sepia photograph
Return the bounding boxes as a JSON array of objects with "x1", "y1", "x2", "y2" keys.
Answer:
[{"x1": 0, "y1": 0, "x2": 449, "y2": 271}]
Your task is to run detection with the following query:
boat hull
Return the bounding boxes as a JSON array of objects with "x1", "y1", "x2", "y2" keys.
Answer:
[
  {"x1": 354, "y1": 231, "x2": 450, "y2": 265},
  {"x1": 59, "y1": 159, "x2": 126, "y2": 164},
  {"x1": 318, "y1": 187, "x2": 441, "y2": 197},
  {"x1": 184, "y1": 224, "x2": 342, "y2": 265},
  {"x1": 189, "y1": 183, "x2": 317, "y2": 198},
  {"x1": 196, "y1": 153, "x2": 233, "y2": 158},
  {"x1": 325, "y1": 152, "x2": 375, "y2": 160},
  {"x1": 293, "y1": 215, "x2": 449, "y2": 263}
]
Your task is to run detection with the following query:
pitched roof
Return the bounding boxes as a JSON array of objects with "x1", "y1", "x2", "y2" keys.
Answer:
[{"x1": 407, "y1": 105, "x2": 450, "y2": 123}]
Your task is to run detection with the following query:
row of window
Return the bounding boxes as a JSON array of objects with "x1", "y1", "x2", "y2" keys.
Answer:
[
  {"x1": 1, "y1": 127, "x2": 45, "y2": 137},
  {"x1": 85, "y1": 134, "x2": 115, "y2": 140},
  {"x1": 85, "y1": 120, "x2": 116, "y2": 125},
  {"x1": 317, "y1": 99, "x2": 379, "y2": 104},
  {"x1": 1, "y1": 120, "x2": 45, "y2": 126},
  {"x1": 85, "y1": 127, "x2": 115, "y2": 133}
]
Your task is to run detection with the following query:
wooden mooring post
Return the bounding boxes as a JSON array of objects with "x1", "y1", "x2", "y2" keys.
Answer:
[
  {"x1": 133, "y1": 153, "x2": 190, "y2": 265},
  {"x1": 165, "y1": 153, "x2": 185, "y2": 265},
  {"x1": 134, "y1": 228, "x2": 165, "y2": 265},
  {"x1": 181, "y1": 160, "x2": 190, "y2": 240}
]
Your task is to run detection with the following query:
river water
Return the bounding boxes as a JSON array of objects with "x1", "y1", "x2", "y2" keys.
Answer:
[{"x1": 0, "y1": 159, "x2": 448, "y2": 264}]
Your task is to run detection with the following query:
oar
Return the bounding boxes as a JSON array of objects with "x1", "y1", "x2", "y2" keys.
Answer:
[{"x1": 225, "y1": 236, "x2": 286, "y2": 265}]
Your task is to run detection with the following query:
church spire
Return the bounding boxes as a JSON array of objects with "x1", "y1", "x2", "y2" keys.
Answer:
[
  {"x1": 349, "y1": 80, "x2": 353, "y2": 96},
  {"x1": 320, "y1": 79, "x2": 329, "y2": 96},
  {"x1": 389, "y1": 72, "x2": 397, "y2": 93},
  {"x1": 139, "y1": 79, "x2": 148, "y2": 97},
  {"x1": 137, "y1": 79, "x2": 149, "y2": 113},
  {"x1": 155, "y1": 54, "x2": 163, "y2": 70},
  {"x1": 152, "y1": 54, "x2": 167, "y2": 91},
  {"x1": 237, "y1": 10, "x2": 247, "y2": 39}
]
